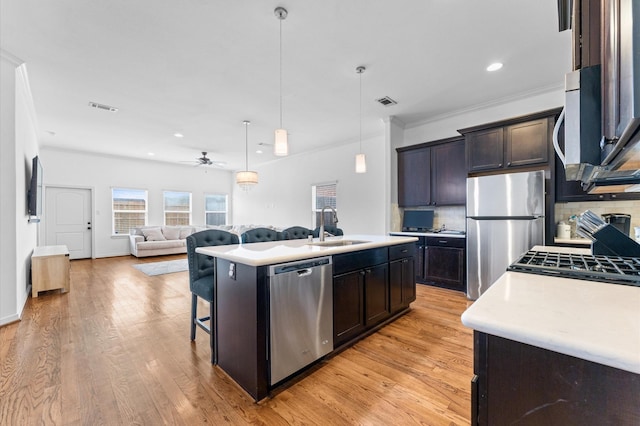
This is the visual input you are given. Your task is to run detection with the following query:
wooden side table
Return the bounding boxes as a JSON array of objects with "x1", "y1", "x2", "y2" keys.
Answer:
[{"x1": 31, "y1": 245, "x2": 70, "y2": 297}]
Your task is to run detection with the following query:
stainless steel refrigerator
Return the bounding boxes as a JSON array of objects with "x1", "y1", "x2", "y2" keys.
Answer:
[{"x1": 466, "y1": 170, "x2": 545, "y2": 300}]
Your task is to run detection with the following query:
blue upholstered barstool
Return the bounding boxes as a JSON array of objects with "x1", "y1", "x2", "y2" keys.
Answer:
[
  {"x1": 283, "y1": 226, "x2": 313, "y2": 240},
  {"x1": 186, "y1": 229, "x2": 239, "y2": 364},
  {"x1": 240, "y1": 227, "x2": 283, "y2": 243}
]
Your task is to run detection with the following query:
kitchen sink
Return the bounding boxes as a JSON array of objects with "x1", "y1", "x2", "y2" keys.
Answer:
[{"x1": 308, "y1": 239, "x2": 370, "y2": 247}]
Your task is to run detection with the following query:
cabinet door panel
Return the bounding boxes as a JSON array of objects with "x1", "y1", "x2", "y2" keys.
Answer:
[
  {"x1": 432, "y1": 139, "x2": 466, "y2": 205},
  {"x1": 505, "y1": 118, "x2": 549, "y2": 167},
  {"x1": 364, "y1": 264, "x2": 389, "y2": 327},
  {"x1": 466, "y1": 128, "x2": 504, "y2": 172},
  {"x1": 333, "y1": 271, "x2": 365, "y2": 346},
  {"x1": 424, "y1": 246, "x2": 465, "y2": 291},
  {"x1": 398, "y1": 147, "x2": 431, "y2": 206},
  {"x1": 401, "y1": 257, "x2": 416, "y2": 304}
]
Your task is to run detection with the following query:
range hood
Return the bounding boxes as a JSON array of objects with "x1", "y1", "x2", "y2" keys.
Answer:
[{"x1": 556, "y1": 0, "x2": 640, "y2": 193}]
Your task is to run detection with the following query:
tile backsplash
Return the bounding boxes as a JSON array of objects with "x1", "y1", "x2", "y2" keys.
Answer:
[
  {"x1": 393, "y1": 205, "x2": 466, "y2": 232},
  {"x1": 555, "y1": 200, "x2": 640, "y2": 238}
]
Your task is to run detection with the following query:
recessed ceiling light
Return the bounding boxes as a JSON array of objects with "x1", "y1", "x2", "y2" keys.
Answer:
[
  {"x1": 148, "y1": 152, "x2": 155, "y2": 156},
  {"x1": 256, "y1": 149, "x2": 263, "y2": 154},
  {"x1": 487, "y1": 62, "x2": 503, "y2": 72},
  {"x1": 173, "y1": 133, "x2": 184, "y2": 138}
]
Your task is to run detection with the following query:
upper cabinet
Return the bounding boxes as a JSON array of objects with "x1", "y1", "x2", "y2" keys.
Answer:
[
  {"x1": 397, "y1": 137, "x2": 466, "y2": 207},
  {"x1": 460, "y1": 110, "x2": 558, "y2": 174}
]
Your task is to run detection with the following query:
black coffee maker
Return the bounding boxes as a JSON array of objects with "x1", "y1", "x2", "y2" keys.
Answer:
[{"x1": 602, "y1": 213, "x2": 631, "y2": 236}]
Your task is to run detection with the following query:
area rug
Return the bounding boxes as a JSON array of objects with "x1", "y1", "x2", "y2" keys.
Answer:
[{"x1": 133, "y1": 259, "x2": 188, "y2": 276}]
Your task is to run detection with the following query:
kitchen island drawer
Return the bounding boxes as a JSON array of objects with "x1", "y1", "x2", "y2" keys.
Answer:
[
  {"x1": 333, "y1": 247, "x2": 388, "y2": 276},
  {"x1": 389, "y1": 243, "x2": 415, "y2": 261}
]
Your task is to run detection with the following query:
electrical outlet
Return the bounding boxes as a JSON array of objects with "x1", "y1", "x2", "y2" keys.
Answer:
[{"x1": 228, "y1": 262, "x2": 236, "y2": 280}]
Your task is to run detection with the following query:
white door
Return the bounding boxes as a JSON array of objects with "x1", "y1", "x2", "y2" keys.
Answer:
[{"x1": 45, "y1": 187, "x2": 92, "y2": 259}]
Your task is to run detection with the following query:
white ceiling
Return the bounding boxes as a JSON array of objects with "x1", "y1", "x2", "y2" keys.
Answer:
[{"x1": 1, "y1": 0, "x2": 571, "y2": 171}]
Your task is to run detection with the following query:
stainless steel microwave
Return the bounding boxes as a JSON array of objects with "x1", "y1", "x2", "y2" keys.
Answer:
[{"x1": 558, "y1": 0, "x2": 640, "y2": 193}]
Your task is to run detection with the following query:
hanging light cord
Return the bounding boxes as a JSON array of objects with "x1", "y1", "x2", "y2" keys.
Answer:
[
  {"x1": 359, "y1": 70, "x2": 362, "y2": 153},
  {"x1": 244, "y1": 121, "x2": 249, "y2": 172},
  {"x1": 279, "y1": 17, "x2": 284, "y2": 129}
]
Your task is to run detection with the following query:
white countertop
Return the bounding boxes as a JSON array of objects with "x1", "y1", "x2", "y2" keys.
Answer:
[
  {"x1": 195, "y1": 234, "x2": 418, "y2": 267},
  {"x1": 553, "y1": 237, "x2": 592, "y2": 245},
  {"x1": 389, "y1": 231, "x2": 466, "y2": 238},
  {"x1": 461, "y1": 245, "x2": 640, "y2": 374}
]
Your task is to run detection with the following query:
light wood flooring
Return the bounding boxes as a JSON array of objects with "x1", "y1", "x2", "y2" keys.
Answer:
[{"x1": 0, "y1": 254, "x2": 474, "y2": 425}]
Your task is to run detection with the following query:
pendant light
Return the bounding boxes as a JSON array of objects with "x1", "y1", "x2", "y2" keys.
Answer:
[
  {"x1": 236, "y1": 120, "x2": 258, "y2": 191},
  {"x1": 355, "y1": 66, "x2": 367, "y2": 173},
  {"x1": 274, "y1": 7, "x2": 289, "y2": 156}
]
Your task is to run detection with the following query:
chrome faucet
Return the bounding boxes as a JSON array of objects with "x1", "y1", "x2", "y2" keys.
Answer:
[{"x1": 319, "y1": 206, "x2": 338, "y2": 242}]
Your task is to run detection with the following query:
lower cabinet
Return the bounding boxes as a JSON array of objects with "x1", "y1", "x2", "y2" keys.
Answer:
[
  {"x1": 472, "y1": 331, "x2": 640, "y2": 425},
  {"x1": 389, "y1": 244, "x2": 416, "y2": 313},
  {"x1": 423, "y1": 237, "x2": 465, "y2": 292},
  {"x1": 333, "y1": 245, "x2": 415, "y2": 348},
  {"x1": 333, "y1": 271, "x2": 366, "y2": 345}
]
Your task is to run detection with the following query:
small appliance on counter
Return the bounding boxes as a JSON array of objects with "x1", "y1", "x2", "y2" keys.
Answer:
[
  {"x1": 556, "y1": 221, "x2": 571, "y2": 239},
  {"x1": 602, "y1": 213, "x2": 631, "y2": 236},
  {"x1": 577, "y1": 210, "x2": 640, "y2": 257},
  {"x1": 402, "y1": 210, "x2": 434, "y2": 232}
]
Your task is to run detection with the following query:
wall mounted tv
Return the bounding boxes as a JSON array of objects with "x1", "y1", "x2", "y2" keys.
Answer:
[{"x1": 27, "y1": 155, "x2": 43, "y2": 222}]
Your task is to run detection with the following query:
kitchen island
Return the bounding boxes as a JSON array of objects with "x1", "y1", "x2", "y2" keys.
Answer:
[
  {"x1": 461, "y1": 246, "x2": 640, "y2": 424},
  {"x1": 196, "y1": 234, "x2": 418, "y2": 401}
]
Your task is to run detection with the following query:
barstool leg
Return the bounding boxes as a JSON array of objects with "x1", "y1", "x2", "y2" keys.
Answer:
[{"x1": 190, "y1": 293, "x2": 197, "y2": 341}]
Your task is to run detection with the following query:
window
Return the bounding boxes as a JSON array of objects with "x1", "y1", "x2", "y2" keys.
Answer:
[
  {"x1": 164, "y1": 191, "x2": 192, "y2": 225},
  {"x1": 205, "y1": 194, "x2": 228, "y2": 226},
  {"x1": 112, "y1": 188, "x2": 147, "y2": 235},
  {"x1": 312, "y1": 182, "x2": 337, "y2": 227}
]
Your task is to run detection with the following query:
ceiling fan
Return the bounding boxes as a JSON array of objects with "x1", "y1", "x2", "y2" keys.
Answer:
[{"x1": 182, "y1": 152, "x2": 226, "y2": 168}]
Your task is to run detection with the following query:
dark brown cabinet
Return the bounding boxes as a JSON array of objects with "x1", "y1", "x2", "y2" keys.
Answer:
[
  {"x1": 398, "y1": 147, "x2": 431, "y2": 207},
  {"x1": 461, "y1": 112, "x2": 556, "y2": 174},
  {"x1": 431, "y1": 139, "x2": 467, "y2": 205},
  {"x1": 397, "y1": 137, "x2": 466, "y2": 207},
  {"x1": 472, "y1": 332, "x2": 640, "y2": 425},
  {"x1": 333, "y1": 248, "x2": 391, "y2": 347},
  {"x1": 423, "y1": 237, "x2": 465, "y2": 292},
  {"x1": 333, "y1": 271, "x2": 365, "y2": 346},
  {"x1": 389, "y1": 243, "x2": 416, "y2": 313},
  {"x1": 363, "y1": 264, "x2": 389, "y2": 327}
]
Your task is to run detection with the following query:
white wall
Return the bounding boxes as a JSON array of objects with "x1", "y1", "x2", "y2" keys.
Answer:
[
  {"x1": 0, "y1": 52, "x2": 39, "y2": 326},
  {"x1": 39, "y1": 148, "x2": 234, "y2": 258},
  {"x1": 402, "y1": 89, "x2": 564, "y2": 148},
  {"x1": 233, "y1": 133, "x2": 387, "y2": 235}
]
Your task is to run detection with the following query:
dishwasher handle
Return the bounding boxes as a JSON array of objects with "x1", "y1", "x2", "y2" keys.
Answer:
[
  {"x1": 268, "y1": 256, "x2": 332, "y2": 276},
  {"x1": 297, "y1": 268, "x2": 313, "y2": 277}
]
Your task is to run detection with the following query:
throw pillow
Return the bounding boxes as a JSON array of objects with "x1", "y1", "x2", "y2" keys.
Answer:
[
  {"x1": 141, "y1": 227, "x2": 166, "y2": 241},
  {"x1": 162, "y1": 226, "x2": 181, "y2": 240},
  {"x1": 179, "y1": 227, "x2": 193, "y2": 239}
]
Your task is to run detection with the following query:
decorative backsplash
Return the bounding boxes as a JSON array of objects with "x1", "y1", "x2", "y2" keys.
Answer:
[
  {"x1": 555, "y1": 200, "x2": 640, "y2": 238},
  {"x1": 391, "y1": 205, "x2": 466, "y2": 232}
]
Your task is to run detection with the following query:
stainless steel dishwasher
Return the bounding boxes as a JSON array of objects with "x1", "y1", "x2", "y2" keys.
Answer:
[{"x1": 268, "y1": 256, "x2": 333, "y2": 385}]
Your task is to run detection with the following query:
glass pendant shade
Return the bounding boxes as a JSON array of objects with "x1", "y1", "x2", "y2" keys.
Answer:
[
  {"x1": 236, "y1": 170, "x2": 258, "y2": 191},
  {"x1": 355, "y1": 153, "x2": 367, "y2": 173},
  {"x1": 274, "y1": 129, "x2": 288, "y2": 156}
]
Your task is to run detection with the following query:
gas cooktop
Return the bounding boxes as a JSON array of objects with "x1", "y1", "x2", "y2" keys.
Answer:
[{"x1": 507, "y1": 250, "x2": 640, "y2": 287}]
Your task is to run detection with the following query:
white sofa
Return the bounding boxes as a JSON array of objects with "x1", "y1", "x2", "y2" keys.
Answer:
[{"x1": 129, "y1": 226, "x2": 197, "y2": 257}]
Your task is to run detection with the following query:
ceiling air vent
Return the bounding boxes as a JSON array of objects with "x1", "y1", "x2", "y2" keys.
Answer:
[
  {"x1": 376, "y1": 96, "x2": 397, "y2": 107},
  {"x1": 88, "y1": 101, "x2": 118, "y2": 112}
]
